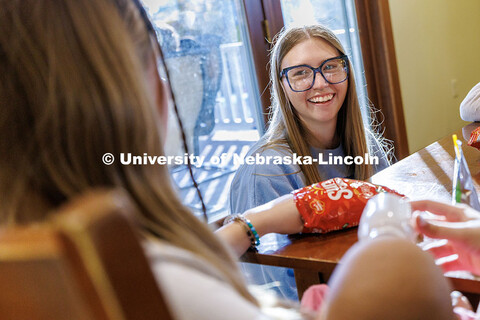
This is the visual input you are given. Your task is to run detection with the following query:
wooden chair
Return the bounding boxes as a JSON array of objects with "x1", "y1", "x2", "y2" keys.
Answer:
[{"x1": 0, "y1": 190, "x2": 175, "y2": 320}]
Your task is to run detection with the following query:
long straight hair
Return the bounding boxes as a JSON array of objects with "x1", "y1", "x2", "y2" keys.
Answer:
[
  {"x1": 0, "y1": 0, "x2": 256, "y2": 304},
  {"x1": 266, "y1": 25, "x2": 390, "y2": 185}
]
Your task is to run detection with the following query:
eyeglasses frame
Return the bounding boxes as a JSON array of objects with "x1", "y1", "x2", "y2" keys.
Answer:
[{"x1": 279, "y1": 55, "x2": 350, "y2": 92}]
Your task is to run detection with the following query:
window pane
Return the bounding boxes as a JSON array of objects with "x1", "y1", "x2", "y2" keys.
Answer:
[
  {"x1": 143, "y1": 0, "x2": 263, "y2": 221},
  {"x1": 280, "y1": 0, "x2": 370, "y2": 124}
]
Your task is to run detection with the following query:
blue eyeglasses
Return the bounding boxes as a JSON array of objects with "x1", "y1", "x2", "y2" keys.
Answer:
[{"x1": 280, "y1": 55, "x2": 349, "y2": 92}]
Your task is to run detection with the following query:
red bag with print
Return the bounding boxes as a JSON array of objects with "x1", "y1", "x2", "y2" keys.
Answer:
[
  {"x1": 468, "y1": 126, "x2": 480, "y2": 150},
  {"x1": 292, "y1": 178, "x2": 404, "y2": 233}
]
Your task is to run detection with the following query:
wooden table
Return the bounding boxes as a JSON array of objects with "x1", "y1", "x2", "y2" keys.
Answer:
[{"x1": 241, "y1": 123, "x2": 480, "y2": 299}]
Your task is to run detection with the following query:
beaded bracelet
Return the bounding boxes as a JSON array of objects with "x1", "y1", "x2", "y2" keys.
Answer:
[{"x1": 224, "y1": 214, "x2": 260, "y2": 248}]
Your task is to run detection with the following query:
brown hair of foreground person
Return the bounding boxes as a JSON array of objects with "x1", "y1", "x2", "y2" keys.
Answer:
[{"x1": 0, "y1": 0, "x2": 255, "y2": 304}]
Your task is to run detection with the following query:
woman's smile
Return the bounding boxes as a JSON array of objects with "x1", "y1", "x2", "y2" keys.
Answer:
[{"x1": 307, "y1": 93, "x2": 335, "y2": 104}]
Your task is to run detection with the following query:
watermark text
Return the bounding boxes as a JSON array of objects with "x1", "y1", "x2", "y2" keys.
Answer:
[{"x1": 103, "y1": 152, "x2": 378, "y2": 167}]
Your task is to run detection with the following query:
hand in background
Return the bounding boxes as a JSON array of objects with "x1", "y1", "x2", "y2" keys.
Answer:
[{"x1": 411, "y1": 200, "x2": 480, "y2": 275}]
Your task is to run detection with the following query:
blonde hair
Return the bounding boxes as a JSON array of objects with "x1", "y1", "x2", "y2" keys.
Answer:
[
  {"x1": 267, "y1": 25, "x2": 389, "y2": 185},
  {"x1": 0, "y1": 0, "x2": 255, "y2": 304}
]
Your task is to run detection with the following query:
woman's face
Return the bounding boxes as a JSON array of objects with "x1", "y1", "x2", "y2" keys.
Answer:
[{"x1": 280, "y1": 38, "x2": 348, "y2": 132}]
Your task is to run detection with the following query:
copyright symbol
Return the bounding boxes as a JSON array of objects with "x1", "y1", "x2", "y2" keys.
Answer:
[{"x1": 102, "y1": 153, "x2": 114, "y2": 165}]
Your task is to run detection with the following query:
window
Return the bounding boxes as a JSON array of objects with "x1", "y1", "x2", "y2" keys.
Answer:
[{"x1": 143, "y1": 0, "x2": 264, "y2": 221}]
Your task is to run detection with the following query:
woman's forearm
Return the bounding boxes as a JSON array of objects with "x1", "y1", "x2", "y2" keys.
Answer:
[{"x1": 216, "y1": 194, "x2": 303, "y2": 257}]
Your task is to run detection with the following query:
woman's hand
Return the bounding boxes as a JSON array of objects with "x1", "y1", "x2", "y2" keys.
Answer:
[{"x1": 411, "y1": 200, "x2": 480, "y2": 274}]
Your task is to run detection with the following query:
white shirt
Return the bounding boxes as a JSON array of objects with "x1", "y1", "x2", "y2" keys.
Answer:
[
  {"x1": 145, "y1": 240, "x2": 307, "y2": 320},
  {"x1": 460, "y1": 82, "x2": 480, "y2": 122}
]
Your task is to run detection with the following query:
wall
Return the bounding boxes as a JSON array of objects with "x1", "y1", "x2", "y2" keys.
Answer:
[{"x1": 388, "y1": 0, "x2": 480, "y2": 153}]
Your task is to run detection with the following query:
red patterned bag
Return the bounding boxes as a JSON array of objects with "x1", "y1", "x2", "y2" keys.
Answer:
[
  {"x1": 468, "y1": 126, "x2": 480, "y2": 150},
  {"x1": 292, "y1": 178, "x2": 403, "y2": 233}
]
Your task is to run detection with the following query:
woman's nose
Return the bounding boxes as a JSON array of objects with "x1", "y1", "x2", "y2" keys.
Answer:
[{"x1": 312, "y1": 71, "x2": 329, "y2": 89}]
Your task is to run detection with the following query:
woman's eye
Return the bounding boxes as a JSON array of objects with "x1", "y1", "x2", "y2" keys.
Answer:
[
  {"x1": 290, "y1": 68, "x2": 310, "y2": 78},
  {"x1": 324, "y1": 63, "x2": 341, "y2": 72}
]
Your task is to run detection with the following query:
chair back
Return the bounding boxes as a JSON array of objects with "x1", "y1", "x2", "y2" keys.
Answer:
[{"x1": 0, "y1": 190, "x2": 175, "y2": 320}]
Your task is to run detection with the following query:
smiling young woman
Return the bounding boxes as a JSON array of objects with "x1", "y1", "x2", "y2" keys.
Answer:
[{"x1": 229, "y1": 24, "x2": 392, "y2": 301}]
